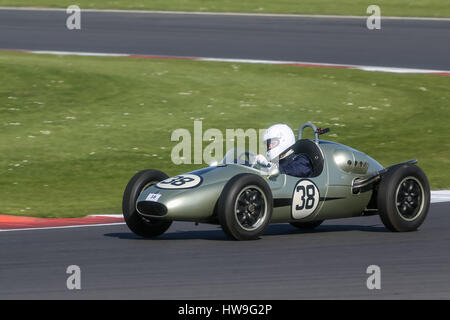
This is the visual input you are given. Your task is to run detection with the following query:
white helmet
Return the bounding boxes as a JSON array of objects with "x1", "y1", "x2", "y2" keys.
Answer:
[{"x1": 263, "y1": 124, "x2": 296, "y2": 160}]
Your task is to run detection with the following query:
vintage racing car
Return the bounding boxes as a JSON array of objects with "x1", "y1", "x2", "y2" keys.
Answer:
[{"x1": 122, "y1": 122, "x2": 430, "y2": 240}]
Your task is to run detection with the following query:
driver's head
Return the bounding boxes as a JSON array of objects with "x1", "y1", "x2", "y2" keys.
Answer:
[{"x1": 263, "y1": 124, "x2": 296, "y2": 161}]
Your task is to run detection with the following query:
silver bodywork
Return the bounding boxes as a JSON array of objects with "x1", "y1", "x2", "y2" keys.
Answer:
[{"x1": 136, "y1": 123, "x2": 387, "y2": 224}]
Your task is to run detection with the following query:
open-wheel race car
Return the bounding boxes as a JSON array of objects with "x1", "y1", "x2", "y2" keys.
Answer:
[{"x1": 122, "y1": 122, "x2": 430, "y2": 240}]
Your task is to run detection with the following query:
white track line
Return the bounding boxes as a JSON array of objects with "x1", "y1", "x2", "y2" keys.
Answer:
[
  {"x1": 198, "y1": 56, "x2": 450, "y2": 74},
  {"x1": 89, "y1": 214, "x2": 124, "y2": 218},
  {"x1": 431, "y1": 190, "x2": 450, "y2": 203},
  {"x1": 29, "y1": 50, "x2": 129, "y2": 57},
  {"x1": 0, "y1": 222, "x2": 125, "y2": 232},
  {"x1": 9, "y1": 49, "x2": 449, "y2": 75},
  {"x1": 1, "y1": 6, "x2": 450, "y2": 21}
]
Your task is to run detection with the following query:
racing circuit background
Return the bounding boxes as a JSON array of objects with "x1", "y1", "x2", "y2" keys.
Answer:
[{"x1": 0, "y1": 1, "x2": 450, "y2": 299}]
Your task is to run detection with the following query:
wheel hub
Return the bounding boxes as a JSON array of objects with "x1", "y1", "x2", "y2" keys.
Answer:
[
  {"x1": 395, "y1": 177, "x2": 424, "y2": 221},
  {"x1": 235, "y1": 186, "x2": 267, "y2": 231}
]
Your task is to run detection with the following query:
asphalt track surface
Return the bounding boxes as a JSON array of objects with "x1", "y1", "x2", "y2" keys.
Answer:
[
  {"x1": 0, "y1": 9, "x2": 450, "y2": 70},
  {"x1": 1, "y1": 8, "x2": 449, "y2": 299},
  {"x1": 0, "y1": 202, "x2": 449, "y2": 299}
]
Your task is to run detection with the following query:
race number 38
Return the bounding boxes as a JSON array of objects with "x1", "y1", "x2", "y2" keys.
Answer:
[
  {"x1": 292, "y1": 180, "x2": 320, "y2": 219},
  {"x1": 156, "y1": 174, "x2": 202, "y2": 189}
]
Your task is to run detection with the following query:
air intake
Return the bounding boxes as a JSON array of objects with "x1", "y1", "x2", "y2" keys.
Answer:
[{"x1": 136, "y1": 201, "x2": 168, "y2": 216}]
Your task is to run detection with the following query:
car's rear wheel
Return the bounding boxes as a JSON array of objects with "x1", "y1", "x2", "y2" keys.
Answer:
[
  {"x1": 122, "y1": 169, "x2": 172, "y2": 238},
  {"x1": 290, "y1": 220, "x2": 323, "y2": 230},
  {"x1": 218, "y1": 174, "x2": 273, "y2": 240},
  {"x1": 377, "y1": 164, "x2": 430, "y2": 232}
]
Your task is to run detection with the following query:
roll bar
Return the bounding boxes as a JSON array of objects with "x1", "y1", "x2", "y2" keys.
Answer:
[{"x1": 298, "y1": 122, "x2": 330, "y2": 143}]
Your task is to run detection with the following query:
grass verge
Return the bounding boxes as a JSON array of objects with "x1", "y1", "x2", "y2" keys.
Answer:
[
  {"x1": 0, "y1": 0, "x2": 449, "y2": 18},
  {"x1": 0, "y1": 51, "x2": 449, "y2": 217}
]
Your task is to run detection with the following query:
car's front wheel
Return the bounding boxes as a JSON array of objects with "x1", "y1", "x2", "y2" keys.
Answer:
[
  {"x1": 122, "y1": 169, "x2": 172, "y2": 238},
  {"x1": 218, "y1": 174, "x2": 273, "y2": 240},
  {"x1": 377, "y1": 164, "x2": 430, "y2": 232}
]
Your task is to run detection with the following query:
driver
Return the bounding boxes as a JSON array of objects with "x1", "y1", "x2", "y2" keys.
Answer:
[{"x1": 255, "y1": 124, "x2": 313, "y2": 178}]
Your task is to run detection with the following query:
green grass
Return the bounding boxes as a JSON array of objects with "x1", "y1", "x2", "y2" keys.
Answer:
[
  {"x1": 1, "y1": 0, "x2": 450, "y2": 18},
  {"x1": 1, "y1": 51, "x2": 449, "y2": 217}
]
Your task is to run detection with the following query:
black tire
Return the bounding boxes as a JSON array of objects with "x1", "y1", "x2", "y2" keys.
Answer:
[
  {"x1": 218, "y1": 173, "x2": 273, "y2": 240},
  {"x1": 290, "y1": 220, "x2": 324, "y2": 230},
  {"x1": 377, "y1": 164, "x2": 430, "y2": 232},
  {"x1": 122, "y1": 169, "x2": 172, "y2": 238}
]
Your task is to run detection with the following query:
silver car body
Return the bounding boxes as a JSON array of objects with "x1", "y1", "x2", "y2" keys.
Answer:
[{"x1": 135, "y1": 123, "x2": 390, "y2": 224}]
